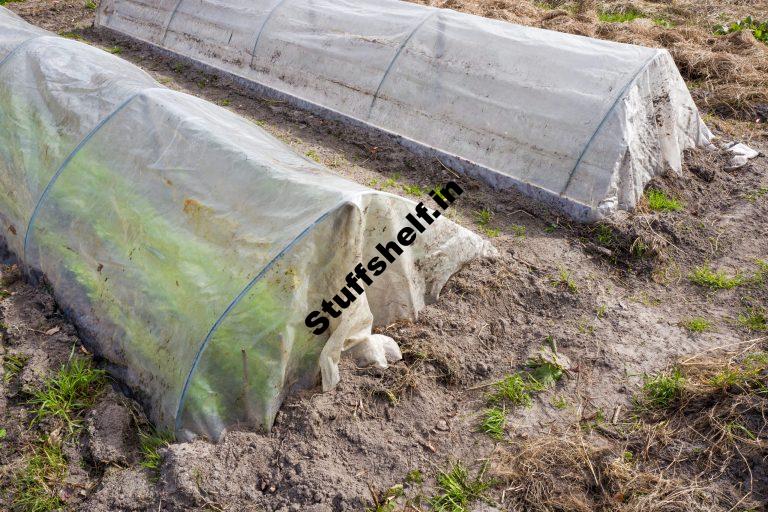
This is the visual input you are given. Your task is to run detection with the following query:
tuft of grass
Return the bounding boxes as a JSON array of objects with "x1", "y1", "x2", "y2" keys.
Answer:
[
  {"x1": 550, "y1": 267, "x2": 578, "y2": 293},
  {"x1": 3, "y1": 353, "x2": 28, "y2": 383},
  {"x1": 595, "y1": 224, "x2": 614, "y2": 246},
  {"x1": 474, "y1": 208, "x2": 492, "y2": 227},
  {"x1": 305, "y1": 149, "x2": 320, "y2": 162},
  {"x1": 401, "y1": 184, "x2": 423, "y2": 197},
  {"x1": 738, "y1": 307, "x2": 767, "y2": 332},
  {"x1": 429, "y1": 463, "x2": 491, "y2": 512},
  {"x1": 551, "y1": 395, "x2": 569, "y2": 410},
  {"x1": 598, "y1": 8, "x2": 644, "y2": 23},
  {"x1": 681, "y1": 317, "x2": 712, "y2": 333},
  {"x1": 479, "y1": 407, "x2": 506, "y2": 440},
  {"x1": 638, "y1": 368, "x2": 684, "y2": 410},
  {"x1": 107, "y1": 45, "x2": 122, "y2": 54},
  {"x1": 12, "y1": 438, "x2": 67, "y2": 512},
  {"x1": 0, "y1": 428, "x2": 6, "y2": 439},
  {"x1": 689, "y1": 266, "x2": 744, "y2": 290},
  {"x1": 488, "y1": 374, "x2": 540, "y2": 407},
  {"x1": 512, "y1": 225, "x2": 526, "y2": 238},
  {"x1": 405, "y1": 469, "x2": 423, "y2": 485},
  {"x1": 139, "y1": 428, "x2": 174, "y2": 473},
  {"x1": 28, "y1": 358, "x2": 106, "y2": 433},
  {"x1": 85, "y1": 0, "x2": 97, "y2": 9},
  {"x1": 646, "y1": 189, "x2": 683, "y2": 212}
]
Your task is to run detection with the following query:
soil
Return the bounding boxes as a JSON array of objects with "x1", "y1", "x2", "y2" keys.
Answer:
[{"x1": 1, "y1": 1, "x2": 767, "y2": 511}]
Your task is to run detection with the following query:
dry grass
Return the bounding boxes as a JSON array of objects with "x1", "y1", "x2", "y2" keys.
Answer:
[{"x1": 487, "y1": 341, "x2": 768, "y2": 511}]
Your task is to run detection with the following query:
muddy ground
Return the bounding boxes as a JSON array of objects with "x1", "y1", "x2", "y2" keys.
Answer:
[{"x1": 1, "y1": 0, "x2": 767, "y2": 511}]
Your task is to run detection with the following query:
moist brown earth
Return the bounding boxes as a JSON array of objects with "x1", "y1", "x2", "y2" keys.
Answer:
[{"x1": 1, "y1": 1, "x2": 767, "y2": 511}]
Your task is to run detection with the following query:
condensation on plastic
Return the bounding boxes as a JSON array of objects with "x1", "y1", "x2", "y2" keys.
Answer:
[
  {"x1": 96, "y1": 0, "x2": 712, "y2": 221},
  {"x1": 0, "y1": 7, "x2": 490, "y2": 440}
]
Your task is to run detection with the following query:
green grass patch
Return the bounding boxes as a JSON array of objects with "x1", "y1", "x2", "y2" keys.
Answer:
[
  {"x1": 28, "y1": 358, "x2": 106, "y2": 433},
  {"x1": 550, "y1": 267, "x2": 578, "y2": 293},
  {"x1": 401, "y1": 184, "x2": 423, "y2": 197},
  {"x1": 429, "y1": 463, "x2": 491, "y2": 512},
  {"x1": 638, "y1": 368, "x2": 684, "y2": 410},
  {"x1": 738, "y1": 307, "x2": 767, "y2": 332},
  {"x1": 598, "y1": 8, "x2": 644, "y2": 23},
  {"x1": 646, "y1": 189, "x2": 683, "y2": 212},
  {"x1": 681, "y1": 317, "x2": 712, "y2": 333},
  {"x1": 139, "y1": 428, "x2": 174, "y2": 473},
  {"x1": 689, "y1": 266, "x2": 744, "y2": 290},
  {"x1": 3, "y1": 353, "x2": 28, "y2": 383},
  {"x1": 12, "y1": 439, "x2": 67, "y2": 512},
  {"x1": 479, "y1": 407, "x2": 506, "y2": 440},
  {"x1": 474, "y1": 208, "x2": 492, "y2": 227}
]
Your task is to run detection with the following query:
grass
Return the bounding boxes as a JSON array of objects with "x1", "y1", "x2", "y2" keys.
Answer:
[
  {"x1": 550, "y1": 267, "x2": 578, "y2": 293},
  {"x1": 429, "y1": 463, "x2": 491, "y2": 512},
  {"x1": 305, "y1": 149, "x2": 320, "y2": 162},
  {"x1": 85, "y1": 0, "x2": 97, "y2": 9},
  {"x1": 474, "y1": 208, "x2": 492, "y2": 227},
  {"x1": 598, "y1": 8, "x2": 644, "y2": 23},
  {"x1": 479, "y1": 407, "x2": 506, "y2": 440},
  {"x1": 12, "y1": 438, "x2": 67, "y2": 512},
  {"x1": 512, "y1": 225, "x2": 526, "y2": 238},
  {"x1": 646, "y1": 189, "x2": 684, "y2": 212},
  {"x1": 0, "y1": 428, "x2": 6, "y2": 439},
  {"x1": 715, "y1": 16, "x2": 768, "y2": 44},
  {"x1": 3, "y1": 353, "x2": 28, "y2": 383},
  {"x1": 107, "y1": 46, "x2": 122, "y2": 54},
  {"x1": 139, "y1": 428, "x2": 174, "y2": 473},
  {"x1": 738, "y1": 307, "x2": 767, "y2": 332},
  {"x1": 551, "y1": 395, "x2": 569, "y2": 409},
  {"x1": 401, "y1": 184, "x2": 423, "y2": 197},
  {"x1": 638, "y1": 368, "x2": 684, "y2": 410},
  {"x1": 681, "y1": 317, "x2": 712, "y2": 333},
  {"x1": 595, "y1": 224, "x2": 613, "y2": 246},
  {"x1": 28, "y1": 358, "x2": 106, "y2": 433},
  {"x1": 488, "y1": 374, "x2": 539, "y2": 407},
  {"x1": 689, "y1": 265, "x2": 744, "y2": 290}
]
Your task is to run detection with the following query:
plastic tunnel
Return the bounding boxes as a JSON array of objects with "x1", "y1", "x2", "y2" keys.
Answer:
[
  {"x1": 0, "y1": 7, "x2": 489, "y2": 440},
  {"x1": 96, "y1": 0, "x2": 712, "y2": 221}
]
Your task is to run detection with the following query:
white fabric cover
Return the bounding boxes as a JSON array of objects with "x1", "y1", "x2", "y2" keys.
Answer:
[
  {"x1": 96, "y1": 0, "x2": 711, "y2": 221},
  {"x1": 0, "y1": 7, "x2": 490, "y2": 440}
]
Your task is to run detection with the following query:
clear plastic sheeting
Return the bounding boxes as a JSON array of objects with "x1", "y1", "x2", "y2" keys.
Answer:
[
  {"x1": 96, "y1": 0, "x2": 712, "y2": 221},
  {"x1": 0, "y1": 7, "x2": 490, "y2": 440}
]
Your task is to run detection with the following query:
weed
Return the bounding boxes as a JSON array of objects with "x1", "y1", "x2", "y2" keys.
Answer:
[
  {"x1": 526, "y1": 356, "x2": 564, "y2": 388},
  {"x1": 139, "y1": 428, "x2": 174, "y2": 473},
  {"x1": 305, "y1": 149, "x2": 320, "y2": 162},
  {"x1": 482, "y1": 227, "x2": 500, "y2": 238},
  {"x1": 738, "y1": 307, "x2": 767, "y2": 332},
  {"x1": 3, "y1": 353, "x2": 28, "y2": 383},
  {"x1": 107, "y1": 46, "x2": 122, "y2": 54},
  {"x1": 715, "y1": 16, "x2": 768, "y2": 44},
  {"x1": 368, "y1": 179, "x2": 379, "y2": 188},
  {"x1": 653, "y1": 17, "x2": 674, "y2": 28},
  {"x1": 551, "y1": 395, "x2": 569, "y2": 409},
  {"x1": 429, "y1": 463, "x2": 490, "y2": 512},
  {"x1": 681, "y1": 317, "x2": 712, "y2": 333},
  {"x1": 383, "y1": 177, "x2": 397, "y2": 189},
  {"x1": 744, "y1": 186, "x2": 768, "y2": 202},
  {"x1": 475, "y1": 208, "x2": 492, "y2": 227},
  {"x1": 646, "y1": 189, "x2": 683, "y2": 212},
  {"x1": 85, "y1": 0, "x2": 97, "y2": 10},
  {"x1": 689, "y1": 265, "x2": 744, "y2": 290},
  {"x1": 479, "y1": 407, "x2": 506, "y2": 440},
  {"x1": 550, "y1": 267, "x2": 578, "y2": 293},
  {"x1": 631, "y1": 238, "x2": 648, "y2": 258},
  {"x1": 0, "y1": 428, "x2": 6, "y2": 439},
  {"x1": 512, "y1": 225, "x2": 526, "y2": 238},
  {"x1": 401, "y1": 184, "x2": 423, "y2": 197},
  {"x1": 405, "y1": 469, "x2": 423, "y2": 485},
  {"x1": 28, "y1": 358, "x2": 106, "y2": 433},
  {"x1": 172, "y1": 62, "x2": 185, "y2": 73},
  {"x1": 595, "y1": 224, "x2": 613, "y2": 246},
  {"x1": 366, "y1": 484, "x2": 404, "y2": 512},
  {"x1": 12, "y1": 438, "x2": 67, "y2": 512},
  {"x1": 596, "y1": 304, "x2": 608, "y2": 319},
  {"x1": 544, "y1": 223, "x2": 558, "y2": 234},
  {"x1": 432, "y1": 186, "x2": 447, "y2": 201},
  {"x1": 219, "y1": 99, "x2": 231, "y2": 107},
  {"x1": 639, "y1": 369, "x2": 684, "y2": 410},
  {"x1": 598, "y1": 8, "x2": 644, "y2": 23},
  {"x1": 58, "y1": 31, "x2": 83, "y2": 40}
]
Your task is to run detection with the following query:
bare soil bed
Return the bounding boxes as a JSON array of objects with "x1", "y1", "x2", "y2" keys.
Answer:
[{"x1": 1, "y1": 1, "x2": 767, "y2": 511}]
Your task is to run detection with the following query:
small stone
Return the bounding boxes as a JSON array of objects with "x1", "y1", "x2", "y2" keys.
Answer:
[{"x1": 435, "y1": 420, "x2": 449, "y2": 431}]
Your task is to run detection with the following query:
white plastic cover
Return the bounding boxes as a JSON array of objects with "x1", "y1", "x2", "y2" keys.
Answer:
[
  {"x1": 96, "y1": 0, "x2": 712, "y2": 221},
  {"x1": 0, "y1": 7, "x2": 490, "y2": 440}
]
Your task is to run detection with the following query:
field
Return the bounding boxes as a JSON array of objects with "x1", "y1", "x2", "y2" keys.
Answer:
[{"x1": 0, "y1": 0, "x2": 767, "y2": 511}]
